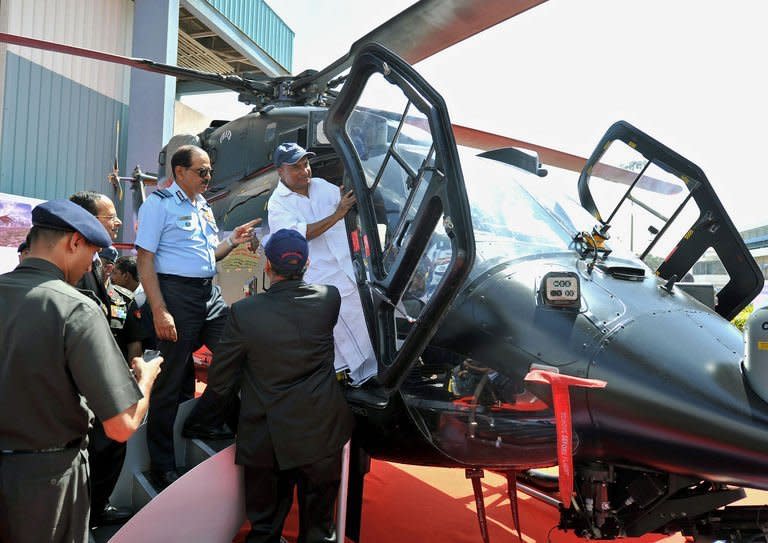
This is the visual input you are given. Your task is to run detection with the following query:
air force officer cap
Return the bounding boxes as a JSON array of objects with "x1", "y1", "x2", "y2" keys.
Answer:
[{"x1": 32, "y1": 200, "x2": 112, "y2": 248}]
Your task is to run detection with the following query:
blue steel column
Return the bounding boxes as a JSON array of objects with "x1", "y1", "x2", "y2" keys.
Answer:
[{"x1": 123, "y1": 0, "x2": 179, "y2": 242}]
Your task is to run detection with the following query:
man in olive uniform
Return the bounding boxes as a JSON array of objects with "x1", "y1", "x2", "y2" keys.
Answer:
[
  {"x1": 70, "y1": 191, "x2": 150, "y2": 524},
  {"x1": 96, "y1": 246, "x2": 149, "y2": 361},
  {"x1": 0, "y1": 200, "x2": 163, "y2": 543},
  {"x1": 111, "y1": 255, "x2": 157, "y2": 351},
  {"x1": 204, "y1": 229, "x2": 354, "y2": 543}
]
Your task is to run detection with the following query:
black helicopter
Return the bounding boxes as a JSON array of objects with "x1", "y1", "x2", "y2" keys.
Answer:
[{"x1": 3, "y1": 1, "x2": 768, "y2": 541}]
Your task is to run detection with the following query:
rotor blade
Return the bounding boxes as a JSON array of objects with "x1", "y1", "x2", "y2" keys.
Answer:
[
  {"x1": 292, "y1": 0, "x2": 547, "y2": 94},
  {"x1": 453, "y1": 124, "x2": 584, "y2": 171},
  {"x1": 0, "y1": 32, "x2": 259, "y2": 95},
  {"x1": 453, "y1": 124, "x2": 682, "y2": 195}
]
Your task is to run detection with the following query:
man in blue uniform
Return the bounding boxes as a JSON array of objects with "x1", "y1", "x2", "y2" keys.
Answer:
[
  {"x1": 136, "y1": 144, "x2": 258, "y2": 488},
  {"x1": 0, "y1": 200, "x2": 163, "y2": 543}
]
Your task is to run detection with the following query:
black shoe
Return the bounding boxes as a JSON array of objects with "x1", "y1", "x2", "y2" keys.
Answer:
[
  {"x1": 182, "y1": 422, "x2": 235, "y2": 440},
  {"x1": 345, "y1": 379, "x2": 389, "y2": 410},
  {"x1": 149, "y1": 469, "x2": 180, "y2": 491},
  {"x1": 91, "y1": 502, "x2": 133, "y2": 526}
]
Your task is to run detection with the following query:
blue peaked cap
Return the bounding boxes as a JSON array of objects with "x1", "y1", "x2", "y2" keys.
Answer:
[
  {"x1": 99, "y1": 246, "x2": 119, "y2": 263},
  {"x1": 274, "y1": 143, "x2": 315, "y2": 168},
  {"x1": 264, "y1": 229, "x2": 308, "y2": 273},
  {"x1": 32, "y1": 200, "x2": 112, "y2": 248}
]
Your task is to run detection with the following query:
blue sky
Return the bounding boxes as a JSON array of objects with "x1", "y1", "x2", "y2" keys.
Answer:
[{"x1": 185, "y1": 1, "x2": 768, "y2": 229}]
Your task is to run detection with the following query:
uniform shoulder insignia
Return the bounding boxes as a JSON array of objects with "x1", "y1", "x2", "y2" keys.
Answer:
[
  {"x1": 112, "y1": 284, "x2": 135, "y2": 300},
  {"x1": 77, "y1": 287, "x2": 108, "y2": 317},
  {"x1": 151, "y1": 189, "x2": 172, "y2": 199}
]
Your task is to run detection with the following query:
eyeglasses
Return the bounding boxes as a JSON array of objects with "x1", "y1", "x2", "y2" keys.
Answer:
[
  {"x1": 189, "y1": 167, "x2": 214, "y2": 178},
  {"x1": 96, "y1": 214, "x2": 120, "y2": 223}
]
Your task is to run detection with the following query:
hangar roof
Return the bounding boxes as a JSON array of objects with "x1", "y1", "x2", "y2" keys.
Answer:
[{"x1": 178, "y1": 0, "x2": 293, "y2": 77}]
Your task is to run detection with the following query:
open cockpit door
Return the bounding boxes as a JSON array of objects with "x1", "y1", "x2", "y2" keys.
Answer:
[
  {"x1": 325, "y1": 43, "x2": 474, "y2": 391},
  {"x1": 578, "y1": 121, "x2": 761, "y2": 319}
]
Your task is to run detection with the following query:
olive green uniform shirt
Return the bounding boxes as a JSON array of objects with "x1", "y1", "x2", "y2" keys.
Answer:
[{"x1": 0, "y1": 258, "x2": 142, "y2": 451}]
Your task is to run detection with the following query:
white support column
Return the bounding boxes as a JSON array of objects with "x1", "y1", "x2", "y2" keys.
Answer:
[{"x1": 123, "y1": 0, "x2": 179, "y2": 242}]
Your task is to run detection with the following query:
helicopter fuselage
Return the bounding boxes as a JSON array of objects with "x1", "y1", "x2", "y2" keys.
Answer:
[
  {"x1": 167, "y1": 108, "x2": 768, "y2": 492},
  {"x1": 155, "y1": 95, "x2": 768, "y2": 540}
]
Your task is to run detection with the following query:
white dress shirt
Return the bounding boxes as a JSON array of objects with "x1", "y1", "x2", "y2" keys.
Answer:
[
  {"x1": 133, "y1": 283, "x2": 146, "y2": 308},
  {"x1": 268, "y1": 178, "x2": 377, "y2": 384}
]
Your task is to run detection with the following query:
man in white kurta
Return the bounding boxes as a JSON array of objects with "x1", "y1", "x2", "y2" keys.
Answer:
[{"x1": 267, "y1": 143, "x2": 377, "y2": 384}]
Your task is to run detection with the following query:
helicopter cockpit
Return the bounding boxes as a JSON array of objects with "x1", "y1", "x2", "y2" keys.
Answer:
[{"x1": 327, "y1": 62, "x2": 587, "y2": 468}]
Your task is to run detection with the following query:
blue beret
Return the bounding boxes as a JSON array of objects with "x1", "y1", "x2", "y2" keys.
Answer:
[
  {"x1": 274, "y1": 143, "x2": 315, "y2": 168},
  {"x1": 99, "y1": 246, "x2": 119, "y2": 263},
  {"x1": 32, "y1": 200, "x2": 112, "y2": 248},
  {"x1": 265, "y1": 229, "x2": 308, "y2": 273}
]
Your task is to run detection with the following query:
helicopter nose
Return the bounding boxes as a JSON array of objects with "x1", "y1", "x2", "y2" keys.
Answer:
[{"x1": 582, "y1": 308, "x2": 768, "y2": 489}]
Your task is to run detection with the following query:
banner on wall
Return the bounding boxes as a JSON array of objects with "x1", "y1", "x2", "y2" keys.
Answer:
[{"x1": 0, "y1": 192, "x2": 45, "y2": 274}]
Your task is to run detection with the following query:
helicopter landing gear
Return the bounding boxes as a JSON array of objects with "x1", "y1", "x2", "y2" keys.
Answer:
[
  {"x1": 466, "y1": 468, "x2": 490, "y2": 543},
  {"x1": 466, "y1": 468, "x2": 524, "y2": 543}
]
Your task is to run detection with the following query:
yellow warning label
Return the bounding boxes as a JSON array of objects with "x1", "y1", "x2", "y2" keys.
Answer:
[{"x1": 758, "y1": 341, "x2": 768, "y2": 350}]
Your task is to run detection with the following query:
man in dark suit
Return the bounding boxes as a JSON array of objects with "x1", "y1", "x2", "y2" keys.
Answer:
[
  {"x1": 205, "y1": 228, "x2": 354, "y2": 543},
  {"x1": 69, "y1": 191, "x2": 147, "y2": 525}
]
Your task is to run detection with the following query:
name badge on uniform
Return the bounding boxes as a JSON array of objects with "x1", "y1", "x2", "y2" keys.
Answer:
[{"x1": 176, "y1": 215, "x2": 194, "y2": 230}]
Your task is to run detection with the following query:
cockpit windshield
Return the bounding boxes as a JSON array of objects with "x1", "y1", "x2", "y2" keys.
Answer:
[
  {"x1": 452, "y1": 152, "x2": 652, "y2": 282},
  {"x1": 396, "y1": 148, "x2": 651, "y2": 303},
  {"x1": 343, "y1": 101, "x2": 647, "y2": 307},
  {"x1": 461, "y1": 154, "x2": 576, "y2": 278}
]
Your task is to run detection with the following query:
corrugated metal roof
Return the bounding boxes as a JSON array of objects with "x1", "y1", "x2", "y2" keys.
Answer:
[
  {"x1": 178, "y1": 29, "x2": 235, "y2": 73},
  {"x1": 201, "y1": 0, "x2": 293, "y2": 71}
]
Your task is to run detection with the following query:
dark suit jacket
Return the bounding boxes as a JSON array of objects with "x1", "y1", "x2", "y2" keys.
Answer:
[
  {"x1": 206, "y1": 279, "x2": 354, "y2": 469},
  {"x1": 77, "y1": 260, "x2": 110, "y2": 311}
]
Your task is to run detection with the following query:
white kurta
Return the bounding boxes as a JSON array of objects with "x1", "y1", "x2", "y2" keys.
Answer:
[{"x1": 267, "y1": 178, "x2": 377, "y2": 384}]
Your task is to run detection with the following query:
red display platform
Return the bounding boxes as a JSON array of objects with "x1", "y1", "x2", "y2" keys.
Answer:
[
  {"x1": 279, "y1": 461, "x2": 768, "y2": 543},
  {"x1": 265, "y1": 461, "x2": 682, "y2": 543}
]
